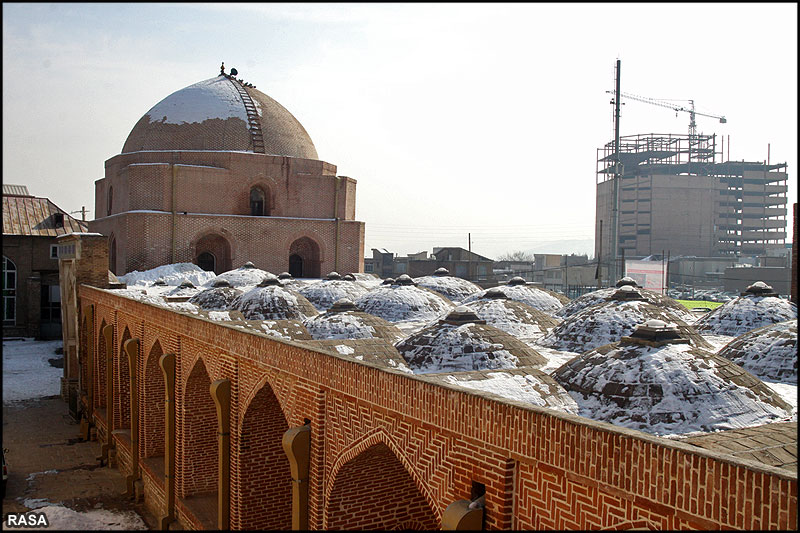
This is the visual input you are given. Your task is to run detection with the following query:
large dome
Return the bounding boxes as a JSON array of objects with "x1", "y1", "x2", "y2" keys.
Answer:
[{"x1": 122, "y1": 73, "x2": 319, "y2": 159}]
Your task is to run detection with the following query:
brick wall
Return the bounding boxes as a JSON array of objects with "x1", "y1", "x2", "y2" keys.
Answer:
[
  {"x1": 80, "y1": 286, "x2": 798, "y2": 530},
  {"x1": 141, "y1": 341, "x2": 165, "y2": 458}
]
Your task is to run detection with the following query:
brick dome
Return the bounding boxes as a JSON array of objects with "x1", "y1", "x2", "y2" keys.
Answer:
[{"x1": 122, "y1": 74, "x2": 319, "y2": 158}]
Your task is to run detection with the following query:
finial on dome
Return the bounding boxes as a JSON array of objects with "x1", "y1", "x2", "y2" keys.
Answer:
[{"x1": 220, "y1": 62, "x2": 225, "y2": 75}]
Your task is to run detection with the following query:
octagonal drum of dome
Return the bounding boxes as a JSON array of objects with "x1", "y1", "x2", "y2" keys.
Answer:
[
  {"x1": 460, "y1": 277, "x2": 563, "y2": 316},
  {"x1": 556, "y1": 278, "x2": 694, "y2": 322},
  {"x1": 693, "y1": 282, "x2": 798, "y2": 337},
  {"x1": 298, "y1": 272, "x2": 370, "y2": 312},
  {"x1": 413, "y1": 268, "x2": 482, "y2": 304},
  {"x1": 189, "y1": 279, "x2": 244, "y2": 311},
  {"x1": 395, "y1": 307, "x2": 547, "y2": 374},
  {"x1": 717, "y1": 319, "x2": 797, "y2": 383},
  {"x1": 539, "y1": 286, "x2": 711, "y2": 353},
  {"x1": 552, "y1": 320, "x2": 793, "y2": 436},
  {"x1": 207, "y1": 262, "x2": 272, "y2": 288},
  {"x1": 122, "y1": 73, "x2": 318, "y2": 159},
  {"x1": 353, "y1": 274, "x2": 454, "y2": 324},
  {"x1": 231, "y1": 276, "x2": 319, "y2": 320},
  {"x1": 462, "y1": 288, "x2": 559, "y2": 342},
  {"x1": 302, "y1": 299, "x2": 405, "y2": 343}
]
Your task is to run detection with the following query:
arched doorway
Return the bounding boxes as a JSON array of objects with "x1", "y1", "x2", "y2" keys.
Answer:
[
  {"x1": 197, "y1": 252, "x2": 216, "y2": 273},
  {"x1": 194, "y1": 233, "x2": 231, "y2": 275},
  {"x1": 288, "y1": 237, "x2": 321, "y2": 278}
]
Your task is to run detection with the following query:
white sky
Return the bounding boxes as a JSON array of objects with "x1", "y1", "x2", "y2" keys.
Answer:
[{"x1": 3, "y1": 3, "x2": 797, "y2": 260}]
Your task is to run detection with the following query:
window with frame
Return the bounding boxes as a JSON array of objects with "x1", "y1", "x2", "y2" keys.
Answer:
[
  {"x1": 3, "y1": 256, "x2": 16, "y2": 324},
  {"x1": 50, "y1": 245, "x2": 59, "y2": 259}
]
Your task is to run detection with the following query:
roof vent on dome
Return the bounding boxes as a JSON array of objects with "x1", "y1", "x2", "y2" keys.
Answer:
[
  {"x1": 326, "y1": 272, "x2": 341, "y2": 280},
  {"x1": 382, "y1": 278, "x2": 395, "y2": 285},
  {"x1": 622, "y1": 319, "x2": 688, "y2": 346},
  {"x1": 443, "y1": 306, "x2": 486, "y2": 325},
  {"x1": 610, "y1": 285, "x2": 644, "y2": 301},
  {"x1": 393, "y1": 274, "x2": 416, "y2": 286},
  {"x1": 507, "y1": 277, "x2": 527, "y2": 286},
  {"x1": 615, "y1": 276, "x2": 639, "y2": 288},
  {"x1": 257, "y1": 274, "x2": 280, "y2": 287},
  {"x1": 278, "y1": 272, "x2": 293, "y2": 280},
  {"x1": 242, "y1": 262, "x2": 256, "y2": 269},
  {"x1": 178, "y1": 280, "x2": 196, "y2": 289},
  {"x1": 484, "y1": 288, "x2": 509, "y2": 299},
  {"x1": 152, "y1": 279, "x2": 167, "y2": 286},
  {"x1": 328, "y1": 299, "x2": 359, "y2": 313},
  {"x1": 341, "y1": 273, "x2": 356, "y2": 281},
  {"x1": 212, "y1": 279, "x2": 231, "y2": 288},
  {"x1": 742, "y1": 281, "x2": 778, "y2": 297},
  {"x1": 433, "y1": 268, "x2": 450, "y2": 276}
]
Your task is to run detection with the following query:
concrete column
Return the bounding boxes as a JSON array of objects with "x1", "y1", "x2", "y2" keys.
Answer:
[
  {"x1": 101, "y1": 324, "x2": 115, "y2": 463},
  {"x1": 442, "y1": 500, "x2": 484, "y2": 530},
  {"x1": 123, "y1": 338, "x2": 140, "y2": 498},
  {"x1": 282, "y1": 425, "x2": 311, "y2": 531},
  {"x1": 158, "y1": 353, "x2": 176, "y2": 530},
  {"x1": 210, "y1": 379, "x2": 231, "y2": 530}
]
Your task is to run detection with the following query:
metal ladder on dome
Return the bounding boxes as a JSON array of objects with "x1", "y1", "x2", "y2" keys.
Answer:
[{"x1": 231, "y1": 78, "x2": 265, "y2": 154}]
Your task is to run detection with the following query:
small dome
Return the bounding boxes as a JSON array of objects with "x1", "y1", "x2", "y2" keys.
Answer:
[
  {"x1": 615, "y1": 276, "x2": 639, "y2": 288},
  {"x1": 557, "y1": 286, "x2": 694, "y2": 322},
  {"x1": 396, "y1": 316, "x2": 547, "y2": 374},
  {"x1": 209, "y1": 264, "x2": 272, "y2": 288},
  {"x1": 166, "y1": 280, "x2": 201, "y2": 298},
  {"x1": 694, "y1": 293, "x2": 797, "y2": 337},
  {"x1": 278, "y1": 272, "x2": 293, "y2": 280},
  {"x1": 393, "y1": 274, "x2": 416, "y2": 286},
  {"x1": 743, "y1": 281, "x2": 777, "y2": 296},
  {"x1": 189, "y1": 284, "x2": 244, "y2": 311},
  {"x1": 257, "y1": 273, "x2": 281, "y2": 286},
  {"x1": 433, "y1": 267, "x2": 450, "y2": 276},
  {"x1": 382, "y1": 278, "x2": 395, "y2": 285},
  {"x1": 152, "y1": 279, "x2": 167, "y2": 286},
  {"x1": 717, "y1": 319, "x2": 797, "y2": 383},
  {"x1": 242, "y1": 261, "x2": 256, "y2": 269},
  {"x1": 461, "y1": 283, "x2": 564, "y2": 316},
  {"x1": 298, "y1": 277, "x2": 369, "y2": 311},
  {"x1": 414, "y1": 273, "x2": 481, "y2": 304},
  {"x1": 507, "y1": 276, "x2": 528, "y2": 286},
  {"x1": 354, "y1": 283, "x2": 454, "y2": 324},
  {"x1": 552, "y1": 337, "x2": 792, "y2": 436},
  {"x1": 122, "y1": 74, "x2": 318, "y2": 158},
  {"x1": 232, "y1": 284, "x2": 319, "y2": 320},
  {"x1": 212, "y1": 279, "x2": 232, "y2": 288},
  {"x1": 341, "y1": 273, "x2": 357, "y2": 281},
  {"x1": 326, "y1": 271, "x2": 341, "y2": 280},
  {"x1": 462, "y1": 296, "x2": 559, "y2": 342},
  {"x1": 303, "y1": 301, "x2": 404, "y2": 342}
]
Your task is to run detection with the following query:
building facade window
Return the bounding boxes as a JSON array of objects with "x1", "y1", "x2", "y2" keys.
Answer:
[
  {"x1": 50, "y1": 245, "x2": 59, "y2": 259},
  {"x1": 3, "y1": 256, "x2": 16, "y2": 324},
  {"x1": 250, "y1": 186, "x2": 268, "y2": 216}
]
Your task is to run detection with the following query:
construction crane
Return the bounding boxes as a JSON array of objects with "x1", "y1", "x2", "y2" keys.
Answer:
[{"x1": 606, "y1": 90, "x2": 727, "y2": 137}]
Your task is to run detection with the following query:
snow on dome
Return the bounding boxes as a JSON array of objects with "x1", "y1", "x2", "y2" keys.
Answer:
[
  {"x1": 552, "y1": 337, "x2": 793, "y2": 436},
  {"x1": 381, "y1": 278, "x2": 395, "y2": 285},
  {"x1": 117, "y1": 262, "x2": 216, "y2": 287},
  {"x1": 208, "y1": 264, "x2": 272, "y2": 288},
  {"x1": 717, "y1": 320, "x2": 797, "y2": 383},
  {"x1": 122, "y1": 74, "x2": 318, "y2": 158},
  {"x1": 326, "y1": 271, "x2": 341, "y2": 280},
  {"x1": 302, "y1": 300, "x2": 405, "y2": 342},
  {"x1": 189, "y1": 284, "x2": 244, "y2": 311},
  {"x1": 693, "y1": 293, "x2": 797, "y2": 337},
  {"x1": 349, "y1": 272, "x2": 383, "y2": 290},
  {"x1": 396, "y1": 317, "x2": 547, "y2": 374},
  {"x1": 353, "y1": 283, "x2": 454, "y2": 324},
  {"x1": 615, "y1": 277, "x2": 639, "y2": 287},
  {"x1": 743, "y1": 281, "x2": 776, "y2": 295},
  {"x1": 413, "y1": 272, "x2": 482, "y2": 304},
  {"x1": 434, "y1": 268, "x2": 450, "y2": 275},
  {"x1": 165, "y1": 280, "x2": 202, "y2": 299},
  {"x1": 432, "y1": 369, "x2": 579, "y2": 415},
  {"x1": 540, "y1": 299, "x2": 711, "y2": 353},
  {"x1": 231, "y1": 284, "x2": 318, "y2": 320},
  {"x1": 556, "y1": 286, "x2": 694, "y2": 322},
  {"x1": 298, "y1": 276, "x2": 370, "y2": 312},
  {"x1": 393, "y1": 274, "x2": 416, "y2": 286},
  {"x1": 461, "y1": 283, "x2": 563, "y2": 316},
  {"x1": 462, "y1": 295, "x2": 559, "y2": 343}
]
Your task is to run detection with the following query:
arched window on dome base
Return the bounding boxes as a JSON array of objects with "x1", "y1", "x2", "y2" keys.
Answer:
[{"x1": 250, "y1": 186, "x2": 270, "y2": 217}]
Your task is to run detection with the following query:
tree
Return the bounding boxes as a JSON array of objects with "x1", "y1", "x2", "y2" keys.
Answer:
[{"x1": 497, "y1": 250, "x2": 534, "y2": 262}]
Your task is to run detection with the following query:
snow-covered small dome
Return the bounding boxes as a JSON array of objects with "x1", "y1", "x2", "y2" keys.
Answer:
[
  {"x1": 615, "y1": 276, "x2": 639, "y2": 288},
  {"x1": 302, "y1": 299, "x2": 405, "y2": 342},
  {"x1": 552, "y1": 329, "x2": 793, "y2": 436},
  {"x1": 208, "y1": 263, "x2": 272, "y2": 288},
  {"x1": 395, "y1": 308, "x2": 547, "y2": 374},
  {"x1": 298, "y1": 275, "x2": 369, "y2": 312},
  {"x1": 232, "y1": 284, "x2": 319, "y2": 320},
  {"x1": 413, "y1": 271, "x2": 482, "y2": 304},
  {"x1": 556, "y1": 285, "x2": 694, "y2": 322},
  {"x1": 461, "y1": 281, "x2": 564, "y2": 316},
  {"x1": 742, "y1": 281, "x2": 777, "y2": 296},
  {"x1": 462, "y1": 290, "x2": 559, "y2": 341},
  {"x1": 717, "y1": 319, "x2": 797, "y2": 383},
  {"x1": 189, "y1": 283, "x2": 244, "y2": 311},
  {"x1": 540, "y1": 299, "x2": 710, "y2": 353},
  {"x1": 381, "y1": 277, "x2": 395, "y2": 285},
  {"x1": 165, "y1": 280, "x2": 202, "y2": 298},
  {"x1": 354, "y1": 282, "x2": 454, "y2": 323},
  {"x1": 693, "y1": 290, "x2": 797, "y2": 337},
  {"x1": 393, "y1": 274, "x2": 416, "y2": 286}
]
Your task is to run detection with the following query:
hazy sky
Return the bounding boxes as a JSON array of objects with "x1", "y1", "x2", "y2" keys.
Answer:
[{"x1": 3, "y1": 3, "x2": 797, "y2": 260}]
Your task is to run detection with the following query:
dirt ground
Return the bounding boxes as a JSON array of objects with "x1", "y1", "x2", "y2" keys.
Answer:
[{"x1": 2, "y1": 396, "x2": 158, "y2": 529}]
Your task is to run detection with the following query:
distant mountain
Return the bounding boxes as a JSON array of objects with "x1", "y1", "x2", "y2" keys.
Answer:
[{"x1": 525, "y1": 238, "x2": 595, "y2": 256}]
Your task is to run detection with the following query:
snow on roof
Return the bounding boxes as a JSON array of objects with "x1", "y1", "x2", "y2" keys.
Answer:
[
  {"x1": 353, "y1": 284, "x2": 454, "y2": 323},
  {"x1": 412, "y1": 273, "x2": 482, "y2": 304},
  {"x1": 144, "y1": 76, "x2": 248, "y2": 126},
  {"x1": 556, "y1": 286, "x2": 694, "y2": 322},
  {"x1": 302, "y1": 302, "x2": 404, "y2": 342},
  {"x1": 540, "y1": 299, "x2": 710, "y2": 353},
  {"x1": 207, "y1": 263, "x2": 272, "y2": 288},
  {"x1": 117, "y1": 262, "x2": 215, "y2": 287},
  {"x1": 298, "y1": 278, "x2": 369, "y2": 311},
  {"x1": 462, "y1": 297, "x2": 559, "y2": 342},
  {"x1": 717, "y1": 320, "x2": 797, "y2": 383},
  {"x1": 693, "y1": 295, "x2": 798, "y2": 337},
  {"x1": 189, "y1": 285, "x2": 244, "y2": 311},
  {"x1": 552, "y1": 338, "x2": 793, "y2": 436},
  {"x1": 461, "y1": 283, "x2": 564, "y2": 316},
  {"x1": 231, "y1": 284, "x2": 318, "y2": 320}
]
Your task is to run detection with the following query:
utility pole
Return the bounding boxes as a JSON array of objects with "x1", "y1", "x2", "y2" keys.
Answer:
[
  {"x1": 610, "y1": 59, "x2": 622, "y2": 283},
  {"x1": 467, "y1": 233, "x2": 472, "y2": 281}
]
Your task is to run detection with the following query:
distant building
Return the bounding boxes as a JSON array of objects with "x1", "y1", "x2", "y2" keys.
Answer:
[
  {"x1": 366, "y1": 247, "x2": 495, "y2": 282},
  {"x1": 2, "y1": 184, "x2": 88, "y2": 338},
  {"x1": 531, "y1": 254, "x2": 594, "y2": 296}
]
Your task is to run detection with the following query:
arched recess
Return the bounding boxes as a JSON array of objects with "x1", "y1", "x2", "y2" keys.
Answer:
[
  {"x1": 324, "y1": 433, "x2": 440, "y2": 530},
  {"x1": 142, "y1": 340, "x2": 165, "y2": 459},
  {"x1": 107, "y1": 185, "x2": 113, "y2": 216},
  {"x1": 96, "y1": 319, "x2": 107, "y2": 411},
  {"x1": 234, "y1": 381, "x2": 291, "y2": 530},
  {"x1": 194, "y1": 232, "x2": 232, "y2": 275},
  {"x1": 80, "y1": 315, "x2": 89, "y2": 397},
  {"x1": 109, "y1": 234, "x2": 117, "y2": 276},
  {"x1": 249, "y1": 185, "x2": 271, "y2": 216},
  {"x1": 179, "y1": 357, "x2": 218, "y2": 500},
  {"x1": 288, "y1": 236, "x2": 321, "y2": 278},
  {"x1": 114, "y1": 327, "x2": 132, "y2": 430}
]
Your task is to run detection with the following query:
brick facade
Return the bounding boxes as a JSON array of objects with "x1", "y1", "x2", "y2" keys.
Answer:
[{"x1": 77, "y1": 285, "x2": 797, "y2": 530}]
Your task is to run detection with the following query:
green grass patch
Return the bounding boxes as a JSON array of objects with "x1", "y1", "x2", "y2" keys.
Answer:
[{"x1": 677, "y1": 300, "x2": 724, "y2": 310}]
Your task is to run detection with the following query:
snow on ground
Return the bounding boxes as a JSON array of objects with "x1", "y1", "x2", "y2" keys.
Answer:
[
  {"x1": 2, "y1": 502, "x2": 147, "y2": 530},
  {"x1": 442, "y1": 372, "x2": 579, "y2": 414},
  {"x1": 2, "y1": 339, "x2": 63, "y2": 403}
]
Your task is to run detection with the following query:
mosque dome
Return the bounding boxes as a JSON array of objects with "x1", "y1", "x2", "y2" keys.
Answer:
[{"x1": 122, "y1": 72, "x2": 319, "y2": 159}]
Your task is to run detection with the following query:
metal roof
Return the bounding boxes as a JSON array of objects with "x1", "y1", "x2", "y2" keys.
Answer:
[{"x1": 2, "y1": 194, "x2": 88, "y2": 236}]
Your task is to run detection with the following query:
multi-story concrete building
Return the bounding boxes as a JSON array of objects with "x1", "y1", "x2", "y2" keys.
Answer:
[
  {"x1": 596, "y1": 133, "x2": 789, "y2": 280},
  {"x1": 89, "y1": 65, "x2": 365, "y2": 277}
]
